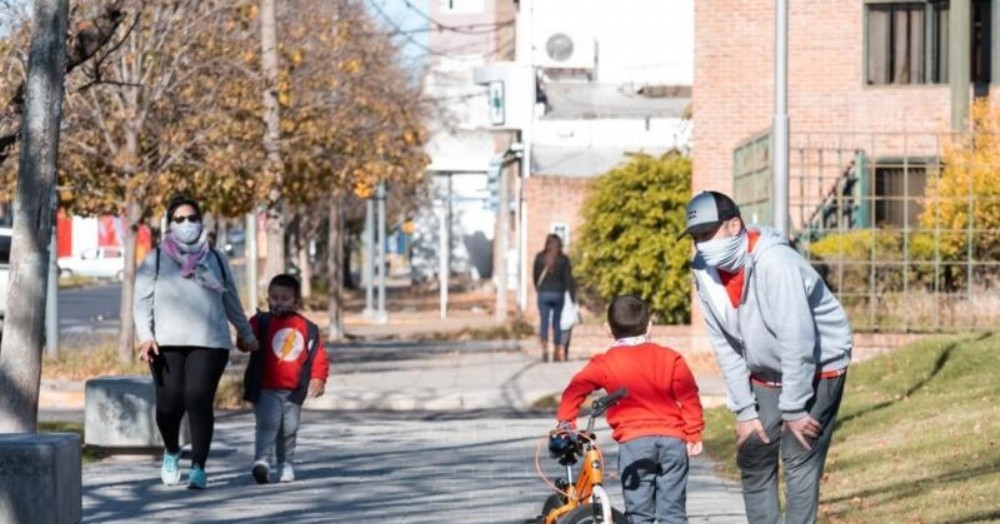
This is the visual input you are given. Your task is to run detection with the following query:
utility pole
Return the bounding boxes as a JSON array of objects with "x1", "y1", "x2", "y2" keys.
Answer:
[
  {"x1": 362, "y1": 197, "x2": 375, "y2": 317},
  {"x1": 950, "y1": 0, "x2": 971, "y2": 132},
  {"x1": 494, "y1": 161, "x2": 508, "y2": 321},
  {"x1": 327, "y1": 193, "x2": 344, "y2": 340},
  {"x1": 438, "y1": 174, "x2": 451, "y2": 319},
  {"x1": 374, "y1": 181, "x2": 388, "y2": 324},
  {"x1": 771, "y1": 0, "x2": 790, "y2": 237}
]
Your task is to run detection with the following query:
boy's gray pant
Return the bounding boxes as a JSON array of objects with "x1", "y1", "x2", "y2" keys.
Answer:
[
  {"x1": 618, "y1": 436, "x2": 689, "y2": 524},
  {"x1": 738, "y1": 374, "x2": 846, "y2": 524},
  {"x1": 254, "y1": 389, "x2": 302, "y2": 466}
]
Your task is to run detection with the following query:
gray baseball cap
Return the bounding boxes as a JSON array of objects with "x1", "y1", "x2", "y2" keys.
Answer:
[{"x1": 682, "y1": 191, "x2": 741, "y2": 237}]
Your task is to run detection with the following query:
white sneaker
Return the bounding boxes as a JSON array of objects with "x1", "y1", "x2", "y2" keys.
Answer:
[
  {"x1": 160, "y1": 451, "x2": 182, "y2": 486},
  {"x1": 251, "y1": 460, "x2": 270, "y2": 484},
  {"x1": 278, "y1": 463, "x2": 295, "y2": 483}
]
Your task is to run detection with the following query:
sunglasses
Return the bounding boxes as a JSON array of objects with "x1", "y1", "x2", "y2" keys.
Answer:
[{"x1": 171, "y1": 214, "x2": 201, "y2": 224}]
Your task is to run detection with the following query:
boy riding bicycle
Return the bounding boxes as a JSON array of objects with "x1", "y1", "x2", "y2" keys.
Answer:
[{"x1": 556, "y1": 295, "x2": 705, "y2": 524}]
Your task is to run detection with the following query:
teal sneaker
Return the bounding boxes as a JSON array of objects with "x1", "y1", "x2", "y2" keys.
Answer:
[
  {"x1": 187, "y1": 465, "x2": 207, "y2": 490},
  {"x1": 160, "y1": 451, "x2": 181, "y2": 486}
]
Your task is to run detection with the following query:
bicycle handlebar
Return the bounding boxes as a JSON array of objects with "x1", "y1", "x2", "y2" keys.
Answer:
[{"x1": 589, "y1": 387, "x2": 628, "y2": 418}]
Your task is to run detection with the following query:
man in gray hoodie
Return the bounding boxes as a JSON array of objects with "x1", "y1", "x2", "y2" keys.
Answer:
[{"x1": 683, "y1": 191, "x2": 851, "y2": 524}]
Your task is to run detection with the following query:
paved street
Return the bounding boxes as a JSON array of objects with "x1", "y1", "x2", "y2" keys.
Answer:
[
  {"x1": 58, "y1": 283, "x2": 121, "y2": 337},
  {"x1": 82, "y1": 411, "x2": 745, "y2": 524}
]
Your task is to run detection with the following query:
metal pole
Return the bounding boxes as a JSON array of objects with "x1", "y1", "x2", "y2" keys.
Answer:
[
  {"x1": 335, "y1": 194, "x2": 345, "y2": 337},
  {"x1": 495, "y1": 162, "x2": 509, "y2": 321},
  {"x1": 519, "y1": 99, "x2": 534, "y2": 309},
  {"x1": 950, "y1": 0, "x2": 971, "y2": 132},
  {"x1": 375, "y1": 181, "x2": 388, "y2": 324},
  {"x1": 772, "y1": 0, "x2": 790, "y2": 237},
  {"x1": 439, "y1": 175, "x2": 450, "y2": 319},
  {"x1": 363, "y1": 198, "x2": 375, "y2": 317},
  {"x1": 246, "y1": 212, "x2": 258, "y2": 309},
  {"x1": 45, "y1": 208, "x2": 58, "y2": 358}
]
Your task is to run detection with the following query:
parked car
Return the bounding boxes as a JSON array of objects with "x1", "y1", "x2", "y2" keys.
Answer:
[
  {"x1": 0, "y1": 227, "x2": 10, "y2": 333},
  {"x1": 58, "y1": 247, "x2": 125, "y2": 281}
]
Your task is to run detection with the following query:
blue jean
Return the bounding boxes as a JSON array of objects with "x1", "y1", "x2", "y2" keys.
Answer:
[
  {"x1": 618, "y1": 436, "x2": 690, "y2": 524},
  {"x1": 537, "y1": 291, "x2": 564, "y2": 345}
]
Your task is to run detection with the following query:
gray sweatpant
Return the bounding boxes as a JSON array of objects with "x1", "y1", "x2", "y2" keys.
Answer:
[
  {"x1": 737, "y1": 374, "x2": 846, "y2": 524},
  {"x1": 254, "y1": 389, "x2": 302, "y2": 466},
  {"x1": 618, "y1": 436, "x2": 690, "y2": 524}
]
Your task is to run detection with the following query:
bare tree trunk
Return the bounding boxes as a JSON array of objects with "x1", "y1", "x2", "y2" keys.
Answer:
[
  {"x1": 259, "y1": 0, "x2": 284, "y2": 281},
  {"x1": 297, "y1": 236, "x2": 312, "y2": 300},
  {"x1": 326, "y1": 193, "x2": 343, "y2": 340},
  {"x1": 116, "y1": 196, "x2": 141, "y2": 364},
  {"x1": 0, "y1": 0, "x2": 69, "y2": 433}
]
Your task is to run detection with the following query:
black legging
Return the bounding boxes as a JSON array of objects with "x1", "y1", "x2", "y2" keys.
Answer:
[{"x1": 150, "y1": 346, "x2": 229, "y2": 468}]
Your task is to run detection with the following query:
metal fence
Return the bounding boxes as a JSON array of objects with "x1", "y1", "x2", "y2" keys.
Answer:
[{"x1": 733, "y1": 130, "x2": 1000, "y2": 332}]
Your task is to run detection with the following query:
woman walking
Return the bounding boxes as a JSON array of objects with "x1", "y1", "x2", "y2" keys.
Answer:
[
  {"x1": 532, "y1": 234, "x2": 576, "y2": 362},
  {"x1": 134, "y1": 195, "x2": 259, "y2": 489}
]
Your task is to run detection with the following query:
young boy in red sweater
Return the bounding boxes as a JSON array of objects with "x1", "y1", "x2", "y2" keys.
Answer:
[
  {"x1": 243, "y1": 274, "x2": 329, "y2": 484},
  {"x1": 556, "y1": 295, "x2": 704, "y2": 524}
]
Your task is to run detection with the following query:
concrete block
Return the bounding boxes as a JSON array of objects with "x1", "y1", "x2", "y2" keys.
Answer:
[
  {"x1": 0, "y1": 433, "x2": 81, "y2": 524},
  {"x1": 84, "y1": 376, "x2": 189, "y2": 448}
]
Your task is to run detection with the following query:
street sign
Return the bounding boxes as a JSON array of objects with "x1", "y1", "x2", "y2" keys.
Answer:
[{"x1": 489, "y1": 81, "x2": 505, "y2": 126}]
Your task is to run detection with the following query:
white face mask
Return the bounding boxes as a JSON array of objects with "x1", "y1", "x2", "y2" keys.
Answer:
[
  {"x1": 696, "y1": 231, "x2": 748, "y2": 272},
  {"x1": 171, "y1": 221, "x2": 203, "y2": 244}
]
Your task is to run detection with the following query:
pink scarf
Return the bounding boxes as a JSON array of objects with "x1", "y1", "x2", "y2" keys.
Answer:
[{"x1": 161, "y1": 233, "x2": 226, "y2": 293}]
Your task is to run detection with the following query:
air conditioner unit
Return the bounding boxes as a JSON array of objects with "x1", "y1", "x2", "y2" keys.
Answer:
[{"x1": 534, "y1": 32, "x2": 595, "y2": 70}]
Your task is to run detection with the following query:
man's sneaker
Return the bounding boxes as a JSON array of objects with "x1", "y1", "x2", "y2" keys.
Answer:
[
  {"x1": 187, "y1": 465, "x2": 207, "y2": 490},
  {"x1": 160, "y1": 451, "x2": 182, "y2": 486},
  {"x1": 278, "y1": 463, "x2": 295, "y2": 483},
  {"x1": 251, "y1": 460, "x2": 270, "y2": 484}
]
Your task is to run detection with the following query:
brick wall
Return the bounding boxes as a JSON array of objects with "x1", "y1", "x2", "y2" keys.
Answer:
[
  {"x1": 522, "y1": 175, "x2": 591, "y2": 320},
  {"x1": 692, "y1": 0, "x2": 951, "y2": 196}
]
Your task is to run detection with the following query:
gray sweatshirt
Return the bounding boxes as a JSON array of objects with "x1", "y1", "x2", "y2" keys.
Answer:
[
  {"x1": 693, "y1": 227, "x2": 852, "y2": 422},
  {"x1": 133, "y1": 248, "x2": 254, "y2": 350}
]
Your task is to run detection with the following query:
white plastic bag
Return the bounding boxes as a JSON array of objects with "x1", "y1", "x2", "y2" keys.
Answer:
[{"x1": 560, "y1": 291, "x2": 579, "y2": 331}]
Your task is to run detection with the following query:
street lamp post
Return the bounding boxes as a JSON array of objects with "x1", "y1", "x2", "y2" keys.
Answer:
[
  {"x1": 772, "y1": 0, "x2": 790, "y2": 237},
  {"x1": 375, "y1": 180, "x2": 388, "y2": 324},
  {"x1": 362, "y1": 197, "x2": 375, "y2": 318}
]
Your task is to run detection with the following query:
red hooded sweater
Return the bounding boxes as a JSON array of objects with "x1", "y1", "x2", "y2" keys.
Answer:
[
  {"x1": 556, "y1": 342, "x2": 704, "y2": 444},
  {"x1": 250, "y1": 313, "x2": 329, "y2": 390}
]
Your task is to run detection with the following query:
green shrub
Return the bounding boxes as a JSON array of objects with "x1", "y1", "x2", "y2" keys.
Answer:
[
  {"x1": 806, "y1": 229, "x2": 902, "y2": 294},
  {"x1": 573, "y1": 152, "x2": 692, "y2": 324}
]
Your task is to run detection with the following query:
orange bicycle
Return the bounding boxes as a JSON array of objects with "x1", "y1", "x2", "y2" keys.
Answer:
[{"x1": 530, "y1": 387, "x2": 629, "y2": 524}]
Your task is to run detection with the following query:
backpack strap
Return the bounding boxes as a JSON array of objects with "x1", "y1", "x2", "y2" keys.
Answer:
[
  {"x1": 210, "y1": 247, "x2": 228, "y2": 288},
  {"x1": 306, "y1": 321, "x2": 320, "y2": 354}
]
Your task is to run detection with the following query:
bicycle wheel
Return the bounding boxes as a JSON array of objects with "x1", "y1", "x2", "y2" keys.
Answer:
[{"x1": 556, "y1": 504, "x2": 628, "y2": 524}]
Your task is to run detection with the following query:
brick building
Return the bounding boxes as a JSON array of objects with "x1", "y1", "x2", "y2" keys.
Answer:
[
  {"x1": 691, "y1": 0, "x2": 1000, "y2": 338},
  {"x1": 694, "y1": 0, "x2": 996, "y2": 228}
]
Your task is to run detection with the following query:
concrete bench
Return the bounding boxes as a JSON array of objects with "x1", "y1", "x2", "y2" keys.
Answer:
[
  {"x1": 84, "y1": 376, "x2": 189, "y2": 449},
  {"x1": 0, "y1": 433, "x2": 81, "y2": 524}
]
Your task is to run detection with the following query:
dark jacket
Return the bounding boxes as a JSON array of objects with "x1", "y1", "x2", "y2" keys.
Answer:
[
  {"x1": 243, "y1": 312, "x2": 323, "y2": 406},
  {"x1": 533, "y1": 252, "x2": 576, "y2": 302}
]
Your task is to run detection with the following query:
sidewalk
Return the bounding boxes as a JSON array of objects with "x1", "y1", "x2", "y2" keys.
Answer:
[{"x1": 77, "y1": 343, "x2": 744, "y2": 523}]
